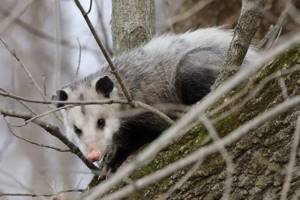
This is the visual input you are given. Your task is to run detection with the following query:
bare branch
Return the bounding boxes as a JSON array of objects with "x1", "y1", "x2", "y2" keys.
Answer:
[
  {"x1": 165, "y1": 0, "x2": 215, "y2": 26},
  {"x1": 278, "y1": 75, "x2": 289, "y2": 100},
  {"x1": 94, "y1": 0, "x2": 112, "y2": 56},
  {"x1": 0, "y1": 7, "x2": 98, "y2": 53},
  {"x1": 0, "y1": 168, "x2": 42, "y2": 199},
  {"x1": 0, "y1": 89, "x2": 174, "y2": 124},
  {"x1": 0, "y1": 38, "x2": 43, "y2": 96},
  {"x1": 0, "y1": 38, "x2": 63, "y2": 122},
  {"x1": 288, "y1": 2, "x2": 300, "y2": 25},
  {"x1": 258, "y1": 0, "x2": 292, "y2": 49},
  {"x1": 73, "y1": 0, "x2": 133, "y2": 103},
  {"x1": 0, "y1": 189, "x2": 85, "y2": 198},
  {"x1": 0, "y1": 108, "x2": 98, "y2": 171},
  {"x1": 200, "y1": 115, "x2": 234, "y2": 200},
  {"x1": 213, "y1": 0, "x2": 264, "y2": 88},
  {"x1": 85, "y1": 0, "x2": 93, "y2": 16},
  {"x1": 75, "y1": 38, "x2": 82, "y2": 80},
  {"x1": 0, "y1": 0, "x2": 35, "y2": 34},
  {"x1": 0, "y1": 87, "x2": 37, "y2": 115},
  {"x1": 280, "y1": 116, "x2": 300, "y2": 200},
  {"x1": 209, "y1": 65, "x2": 300, "y2": 119},
  {"x1": 4, "y1": 118, "x2": 70, "y2": 152}
]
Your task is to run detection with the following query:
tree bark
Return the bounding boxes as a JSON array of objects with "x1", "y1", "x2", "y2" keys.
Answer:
[
  {"x1": 213, "y1": 0, "x2": 264, "y2": 88},
  {"x1": 123, "y1": 44, "x2": 300, "y2": 199},
  {"x1": 111, "y1": 0, "x2": 155, "y2": 54}
]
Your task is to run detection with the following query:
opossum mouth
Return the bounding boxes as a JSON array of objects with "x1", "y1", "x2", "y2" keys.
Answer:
[{"x1": 87, "y1": 149, "x2": 102, "y2": 162}]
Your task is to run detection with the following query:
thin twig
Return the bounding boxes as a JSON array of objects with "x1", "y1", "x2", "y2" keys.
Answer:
[
  {"x1": 75, "y1": 38, "x2": 82, "y2": 80},
  {"x1": 0, "y1": 38, "x2": 63, "y2": 122},
  {"x1": 4, "y1": 118, "x2": 70, "y2": 152},
  {"x1": 200, "y1": 115, "x2": 234, "y2": 200},
  {"x1": 0, "y1": 168, "x2": 45, "y2": 200},
  {"x1": 0, "y1": 38, "x2": 44, "y2": 96},
  {"x1": 0, "y1": 89, "x2": 126, "y2": 105},
  {"x1": 258, "y1": 0, "x2": 292, "y2": 49},
  {"x1": 0, "y1": 189, "x2": 85, "y2": 197},
  {"x1": 287, "y1": 2, "x2": 300, "y2": 25},
  {"x1": 16, "y1": 105, "x2": 72, "y2": 126},
  {"x1": 210, "y1": 65, "x2": 300, "y2": 122},
  {"x1": 0, "y1": 0, "x2": 35, "y2": 34},
  {"x1": 42, "y1": 73, "x2": 47, "y2": 97},
  {"x1": 94, "y1": 0, "x2": 112, "y2": 56},
  {"x1": 0, "y1": 89, "x2": 174, "y2": 124},
  {"x1": 0, "y1": 87, "x2": 37, "y2": 115},
  {"x1": 134, "y1": 101, "x2": 174, "y2": 124},
  {"x1": 0, "y1": 7, "x2": 98, "y2": 53},
  {"x1": 278, "y1": 75, "x2": 289, "y2": 100},
  {"x1": 73, "y1": 0, "x2": 133, "y2": 103},
  {"x1": 280, "y1": 116, "x2": 300, "y2": 200},
  {"x1": 165, "y1": 0, "x2": 215, "y2": 26},
  {"x1": 85, "y1": 0, "x2": 93, "y2": 16},
  {"x1": 0, "y1": 108, "x2": 98, "y2": 171}
]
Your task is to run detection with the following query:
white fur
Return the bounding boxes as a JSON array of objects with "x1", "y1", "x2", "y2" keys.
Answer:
[{"x1": 62, "y1": 83, "x2": 121, "y2": 158}]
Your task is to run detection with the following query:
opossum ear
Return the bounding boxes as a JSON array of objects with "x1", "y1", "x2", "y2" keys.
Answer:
[
  {"x1": 53, "y1": 90, "x2": 68, "y2": 108},
  {"x1": 95, "y1": 76, "x2": 114, "y2": 98}
]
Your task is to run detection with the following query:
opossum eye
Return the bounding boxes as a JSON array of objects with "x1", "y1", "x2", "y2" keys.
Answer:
[
  {"x1": 73, "y1": 125, "x2": 82, "y2": 137},
  {"x1": 97, "y1": 118, "x2": 106, "y2": 129}
]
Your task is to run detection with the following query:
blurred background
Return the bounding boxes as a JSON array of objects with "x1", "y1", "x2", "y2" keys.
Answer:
[{"x1": 0, "y1": 0, "x2": 298, "y2": 199}]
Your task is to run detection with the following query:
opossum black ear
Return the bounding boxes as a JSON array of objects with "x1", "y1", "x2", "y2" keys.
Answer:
[
  {"x1": 95, "y1": 76, "x2": 114, "y2": 98},
  {"x1": 54, "y1": 90, "x2": 68, "y2": 108}
]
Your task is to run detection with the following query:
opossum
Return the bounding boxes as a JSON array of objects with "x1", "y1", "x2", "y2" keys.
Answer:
[{"x1": 56, "y1": 28, "x2": 257, "y2": 171}]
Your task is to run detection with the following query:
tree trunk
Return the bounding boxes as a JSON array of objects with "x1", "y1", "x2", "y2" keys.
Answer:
[
  {"x1": 111, "y1": 0, "x2": 155, "y2": 54},
  {"x1": 124, "y1": 44, "x2": 300, "y2": 199}
]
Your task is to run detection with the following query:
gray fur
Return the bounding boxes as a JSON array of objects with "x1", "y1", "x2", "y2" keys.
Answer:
[
  {"x1": 63, "y1": 27, "x2": 256, "y2": 105},
  {"x1": 58, "y1": 27, "x2": 258, "y2": 169}
]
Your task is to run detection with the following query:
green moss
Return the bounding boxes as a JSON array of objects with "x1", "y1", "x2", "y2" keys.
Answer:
[{"x1": 256, "y1": 44, "x2": 300, "y2": 81}]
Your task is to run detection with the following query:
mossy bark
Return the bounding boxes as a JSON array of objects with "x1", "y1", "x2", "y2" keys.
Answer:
[{"x1": 121, "y1": 44, "x2": 300, "y2": 199}]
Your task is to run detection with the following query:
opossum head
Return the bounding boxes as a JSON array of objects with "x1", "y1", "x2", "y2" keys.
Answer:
[{"x1": 56, "y1": 75, "x2": 121, "y2": 162}]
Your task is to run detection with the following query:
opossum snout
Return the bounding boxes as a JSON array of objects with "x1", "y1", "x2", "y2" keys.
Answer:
[{"x1": 87, "y1": 143, "x2": 102, "y2": 162}]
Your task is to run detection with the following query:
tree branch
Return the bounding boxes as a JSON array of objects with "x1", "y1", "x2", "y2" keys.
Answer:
[
  {"x1": 0, "y1": 7, "x2": 98, "y2": 54},
  {"x1": 0, "y1": 189, "x2": 85, "y2": 197},
  {"x1": 4, "y1": 118, "x2": 70, "y2": 152},
  {"x1": 0, "y1": 108, "x2": 98, "y2": 171},
  {"x1": 73, "y1": 0, "x2": 133, "y2": 103},
  {"x1": 0, "y1": 89, "x2": 174, "y2": 124},
  {"x1": 213, "y1": 0, "x2": 264, "y2": 88}
]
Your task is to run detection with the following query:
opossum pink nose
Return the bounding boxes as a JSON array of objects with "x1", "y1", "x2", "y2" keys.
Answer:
[
  {"x1": 87, "y1": 149, "x2": 101, "y2": 162},
  {"x1": 87, "y1": 144, "x2": 101, "y2": 162}
]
